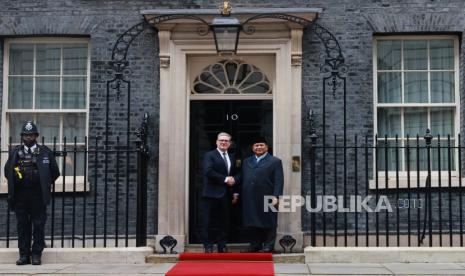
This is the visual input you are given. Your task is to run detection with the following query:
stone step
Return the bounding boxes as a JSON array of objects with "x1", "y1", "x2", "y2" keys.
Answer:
[
  {"x1": 148, "y1": 243, "x2": 304, "y2": 263},
  {"x1": 0, "y1": 247, "x2": 153, "y2": 264},
  {"x1": 146, "y1": 253, "x2": 305, "y2": 263},
  {"x1": 305, "y1": 247, "x2": 465, "y2": 263}
]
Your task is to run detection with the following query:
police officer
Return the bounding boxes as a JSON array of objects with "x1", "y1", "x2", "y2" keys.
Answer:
[{"x1": 4, "y1": 121, "x2": 60, "y2": 265}]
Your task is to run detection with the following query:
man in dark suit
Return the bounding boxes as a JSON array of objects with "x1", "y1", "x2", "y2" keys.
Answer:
[
  {"x1": 4, "y1": 121, "x2": 60, "y2": 265},
  {"x1": 201, "y1": 132, "x2": 239, "y2": 253},
  {"x1": 241, "y1": 137, "x2": 283, "y2": 253}
]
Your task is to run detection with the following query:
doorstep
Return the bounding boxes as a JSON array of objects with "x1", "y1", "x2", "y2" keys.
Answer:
[{"x1": 146, "y1": 253, "x2": 305, "y2": 264}]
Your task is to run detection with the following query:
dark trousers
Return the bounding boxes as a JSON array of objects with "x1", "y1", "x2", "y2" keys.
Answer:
[
  {"x1": 14, "y1": 188, "x2": 47, "y2": 256},
  {"x1": 200, "y1": 195, "x2": 231, "y2": 249},
  {"x1": 248, "y1": 227, "x2": 277, "y2": 251}
]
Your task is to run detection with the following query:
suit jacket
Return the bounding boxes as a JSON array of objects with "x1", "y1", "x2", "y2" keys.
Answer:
[
  {"x1": 240, "y1": 153, "x2": 284, "y2": 228},
  {"x1": 4, "y1": 144, "x2": 60, "y2": 209},
  {"x1": 202, "y1": 149, "x2": 238, "y2": 198}
]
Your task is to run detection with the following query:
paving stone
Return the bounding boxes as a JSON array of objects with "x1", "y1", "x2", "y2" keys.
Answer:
[
  {"x1": 275, "y1": 263, "x2": 310, "y2": 274},
  {"x1": 57, "y1": 263, "x2": 153, "y2": 274},
  {"x1": 308, "y1": 263, "x2": 393, "y2": 275},
  {"x1": 0, "y1": 263, "x2": 74, "y2": 274},
  {"x1": 382, "y1": 263, "x2": 465, "y2": 275},
  {"x1": 140, "y1": 263, "x2": 176, "y2": 274}
]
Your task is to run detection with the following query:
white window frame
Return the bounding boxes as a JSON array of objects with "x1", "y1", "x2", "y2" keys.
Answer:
[
  {"x1": 372, "y1": 35, "x2": 461, "y2": 188},
  {"x1": 1, "y1": 37, "x2": 91, "y2": 193}
]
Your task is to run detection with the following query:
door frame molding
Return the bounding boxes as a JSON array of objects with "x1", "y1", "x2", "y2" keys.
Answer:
[{"x1": 155, "y1": 22, "x2": 304, "y2": 253}]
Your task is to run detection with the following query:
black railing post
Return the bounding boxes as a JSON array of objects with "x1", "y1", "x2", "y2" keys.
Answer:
[
  {"x1": 310, "y1": 128, "x2": 318, "y2": 247},
  {"x1": 424, "y1": 129, "x2": 433, "y2": 246},
  {"x1": 136, "y1": 113, "x2": 149, "y2": 247}
]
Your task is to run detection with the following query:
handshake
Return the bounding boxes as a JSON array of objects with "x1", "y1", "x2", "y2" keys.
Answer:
[{"x1": 226, "y1": 176, "x2": 236, "y2": 186}]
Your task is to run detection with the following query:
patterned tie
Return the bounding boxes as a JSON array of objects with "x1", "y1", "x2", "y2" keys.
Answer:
[{"x1": 222, "y1": 152, "x2": 229, "y2": 174}]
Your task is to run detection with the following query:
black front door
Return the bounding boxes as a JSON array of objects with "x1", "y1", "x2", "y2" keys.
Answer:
[{"x1": 189, "y1": 100, "x2": 273, "y2": 244}]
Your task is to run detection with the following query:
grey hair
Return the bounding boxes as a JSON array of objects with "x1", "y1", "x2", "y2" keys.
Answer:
[{"x1": 217, "y1": 132, "x2": 232, "y2": 140}]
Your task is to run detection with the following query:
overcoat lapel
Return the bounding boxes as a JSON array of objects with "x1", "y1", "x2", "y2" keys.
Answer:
[{"x1": 256, "y1": 154, "x2": 271, "y2": 168}]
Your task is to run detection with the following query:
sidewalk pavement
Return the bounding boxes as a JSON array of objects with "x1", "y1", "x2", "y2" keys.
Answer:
[{"x1": 2, "y1": 262, "x2": 465, "y2": 275}]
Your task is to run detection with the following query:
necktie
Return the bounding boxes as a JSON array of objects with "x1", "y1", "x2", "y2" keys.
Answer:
[
  {"x1": 26, "y1": 147, "x2": 31, "y2": 154},
  {"x1": 222, "y1": 152, "x2": 229, "y2": 174}
]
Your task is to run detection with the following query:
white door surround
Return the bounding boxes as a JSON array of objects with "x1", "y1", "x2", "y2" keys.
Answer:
[{"x1": 143, "y1": 8, "x2": 320, "y2": 253}]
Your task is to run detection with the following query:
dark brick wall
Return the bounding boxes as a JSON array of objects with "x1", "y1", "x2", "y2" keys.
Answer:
[{"x1": 0, "y1": 0, "x2": 464, "y2": 243}]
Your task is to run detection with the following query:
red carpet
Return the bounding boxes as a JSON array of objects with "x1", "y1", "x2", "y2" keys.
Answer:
[{"x1": 166, "y1": 253, "x2": 274, "y2": 276}]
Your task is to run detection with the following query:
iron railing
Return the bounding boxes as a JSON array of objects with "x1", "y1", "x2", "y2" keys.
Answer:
[
  {"x1": 0, "y1": 133, "x2": 149, "y2": 248},
  {"x1": 2, "y1": 130, "x2": 463, "y2": 248},
  {"x1": 307, "y1": 131, "x2": 464, "y2": 247}
]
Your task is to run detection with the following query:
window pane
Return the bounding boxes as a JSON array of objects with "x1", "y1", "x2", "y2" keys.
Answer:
[
  {"x1": 378, "y1": 72, "x2": 401, "y2": 103},
  {"x1": 36, "y1": 77, "x2": 60, "y2": 109},
  {"x1": 63, "y1": 146, "x2": 85, "y2": 176},
  {"x1": 242, "y1": 82, "x2": 270, "y2": 94},
  {"x1": 377, "y1": 40, "x2": 401, "y2": 70},
  {"x1": 431, "y1": 72, "x2": 454, "y2": 103},
  {"x1": 404, "y1": 108, "x2": 428, "y2": 137},
  {"x1": 193, "y1": 82, "x2": 219, "y2": 94},
  {"x1": 199, "y1": 72, "x2": 222, "y2": 88},
  {"x1": 211, "y1": 63, "x2": 227, "y2": 85},
  {"x1": 236, "y1": 63, "x2": 253, "y2": 85},
  {"x1": 8, "y1": 77, "x2": 33, "y2": 109},
  {"x1": 36, "y1": 44, "x2": 61, "y2": 75},
  {"x1": 431, "y1": 107, "x2": 454, "y2": 137},
  {"x1": 377, "y1": 108, "x2": 401, "y2": 137},
  {"x1": 404, "y1": 40, "x2": 427, "y2": 70},
  {"x1": 405, "y1": 139, "x2": 428, "y2": 172},
  {"x1": 36, "y1": 114, "x2": 60, "y2": 142},
  {"x1": 63, "y1": 113, "x2": 86, "y2": 143},
  {"x1": 377, "y1": 140, "x2": 400, "y2": 171},
  {"x1": 63, "y1": 44, "x2": 88, "y2": 75},
  {"x1": 8, "y1": 114, "x2": 33, "y2": 143},
  {"x1": 404, "y1": 72, "x2": 428, "y2": 103},
  {"x1": 430, "y1": 40, "x2": 454, "y2": 70},
  {"x1": 432, "y1": 141, "x2": 456, "y2": 171},
  {"x1": 63, "y1": 77, "x2": 86, "y2": 109},
  {"x1": 9, "y1": 44, "x2": 33, "y2": 75},
  {"x1": 225, "y1": 61, "x2": 237, "y2": 85}
]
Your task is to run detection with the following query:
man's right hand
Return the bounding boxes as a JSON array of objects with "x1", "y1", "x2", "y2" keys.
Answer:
[{"x1": 226, "y1": 176, "x2": 235, "y2": 186}]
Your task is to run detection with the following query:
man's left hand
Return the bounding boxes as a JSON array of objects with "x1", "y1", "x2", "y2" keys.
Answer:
[
  {"x1": 232, "y1": 194, "x2": 239, "y2": 205},
  {"x1": 271, "y1": 196, "x2": 279, "y2": 206}
]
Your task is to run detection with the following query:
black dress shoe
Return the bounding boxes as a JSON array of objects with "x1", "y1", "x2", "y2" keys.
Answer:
[
  {"x1": 204, "y1": 247, "x2": 213, "y2": 253},
  {"x1": 241, "y1": 246, "x2": 261, "y2": 253},
  {"x1": 218, "y1": 245, "x2": 228, "y2": 253},
  {"x1": 16, "y1": 255, "x2": 30, "y2": 265},
  {"x1": 31, "y1": 255, "x2": 41, "y2": 265}
]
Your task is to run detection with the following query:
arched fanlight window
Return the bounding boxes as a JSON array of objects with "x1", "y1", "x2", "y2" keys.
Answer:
[{"x1": 192, "y1": 60, "x2": 271, "y2": 94}]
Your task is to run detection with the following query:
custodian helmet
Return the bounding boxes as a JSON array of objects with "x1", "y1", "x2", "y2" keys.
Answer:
[{"x1": 21, "y1": 121, "x2": 39, "y2": 135}]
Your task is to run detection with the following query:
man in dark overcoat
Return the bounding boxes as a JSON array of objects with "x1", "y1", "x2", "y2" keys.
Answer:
[
  {"x1": 241, "y1": 137, "x2": 283, "y2": 252},
  {"x1": 200, "y1": 132, "x2": 239, "y2": 253},
  {"x1": 4, "y1": 121, "x2": 60, "y2": 265}
]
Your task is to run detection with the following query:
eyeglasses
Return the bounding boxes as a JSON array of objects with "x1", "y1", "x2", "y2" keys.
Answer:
[{"x1": 217, "y1": 139, "x2": 230, "y2": 142}]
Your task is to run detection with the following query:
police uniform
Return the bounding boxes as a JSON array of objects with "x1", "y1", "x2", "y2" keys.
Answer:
[{"x1": 4, "y1": 121, "x2": 60, "y2": 265}]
